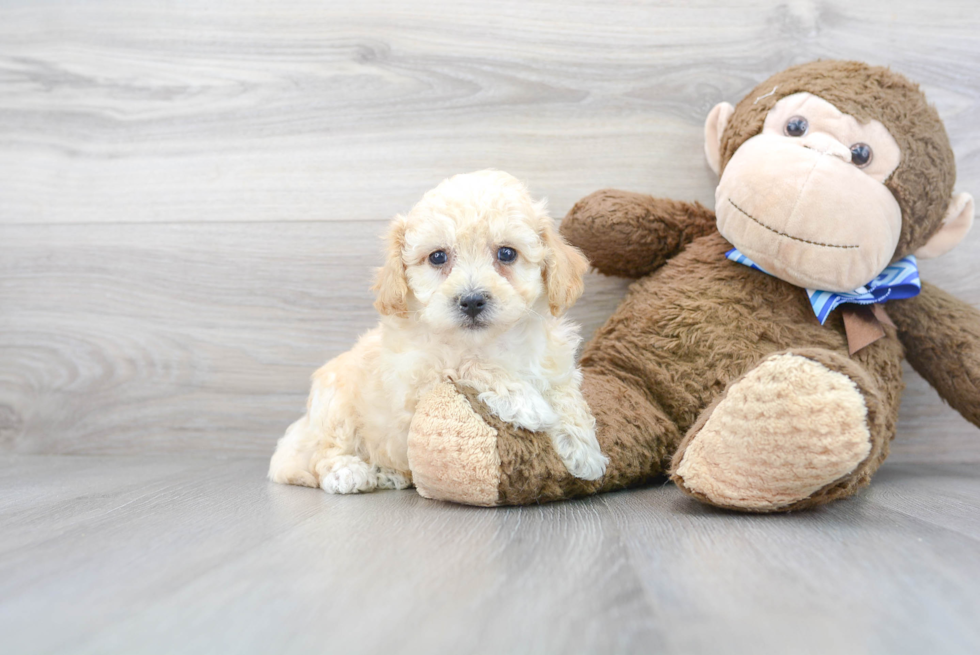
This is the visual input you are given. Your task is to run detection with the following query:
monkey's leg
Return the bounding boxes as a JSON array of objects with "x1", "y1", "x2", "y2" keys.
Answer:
[
  {"x1": 670, "y1": 347, "x2": 901, "y2": 512},
  {"x1": 407, "y1": 369, "x2": 681, "y2": 506}
]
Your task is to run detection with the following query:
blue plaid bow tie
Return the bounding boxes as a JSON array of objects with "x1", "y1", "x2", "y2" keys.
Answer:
[{"x1": 725, "y1": 248, "x2": 922, "y2": 324}]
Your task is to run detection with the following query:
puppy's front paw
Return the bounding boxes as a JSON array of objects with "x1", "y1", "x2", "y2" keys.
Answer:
[
  {"x1": 551, "y1": 430, "x2": 608, "y2": 481},
  {"x1": 478, "y1": 389, "x2": 559, "y2": 432},
  {"x1": 318, "y1": 456, "x2": 377, "y2": 494}
]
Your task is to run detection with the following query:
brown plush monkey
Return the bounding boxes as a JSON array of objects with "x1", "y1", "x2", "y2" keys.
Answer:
[{"x1": 406, "y1": 60, "x2": 980, "y2": 512}]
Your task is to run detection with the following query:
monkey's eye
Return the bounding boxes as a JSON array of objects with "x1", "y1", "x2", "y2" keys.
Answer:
[
  {"x1": 784, "y1": 116, "x2": 808, "y2": 137},
  {"x1": 428, "y1": 250, "x2": 448, "y2": 266},
  {"x1": 849, "y1": 143, "x2": 873, "y2": 168},
  {"x1": 497, "y1": 246, "x2": 517, "y2": 263}
]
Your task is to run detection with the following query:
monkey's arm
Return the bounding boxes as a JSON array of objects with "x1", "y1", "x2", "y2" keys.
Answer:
[
  {"x1": 560, "y1": 190, "x2": 717, "y2": 279},
  {"x1": 888, "y1": 282, "x2": 980, "y2": 428}
]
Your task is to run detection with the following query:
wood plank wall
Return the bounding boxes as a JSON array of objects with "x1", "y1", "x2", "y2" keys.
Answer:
[{"x1": 1, "y1": 0, "x2": 978, "y2": 460}]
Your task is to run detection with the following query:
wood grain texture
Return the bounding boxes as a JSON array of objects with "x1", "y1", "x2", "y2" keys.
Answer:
[
  {"x1": 0, "y1": 0, "x2": 978, "y2": 225},
  {"x1": 0, "y1": 0, "x2": 979, "y2": 462},
  {"x1": 0, "y1": 454, "x2": 978, "y2": 655}
]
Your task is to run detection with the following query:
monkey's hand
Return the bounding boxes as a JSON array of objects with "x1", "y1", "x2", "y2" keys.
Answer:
[
  {"x1": 560, "y1": 190, "x2": 717, "y2": 279},
  {"x1": 889, "y1": 282, "x2": 980, "y2": 428}
]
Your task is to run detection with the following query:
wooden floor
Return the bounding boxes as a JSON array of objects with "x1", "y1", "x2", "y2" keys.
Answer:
[
  {"x1": 2, "y1": 1, "x2": 980, "y2": 653},
  {"x1": 1, "y1": 455, "x2": 979, "y2": 655}
]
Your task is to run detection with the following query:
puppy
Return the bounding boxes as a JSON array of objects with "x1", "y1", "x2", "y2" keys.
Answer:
[{"x1": 269, "y1": 170, "x2": 608, "y2": 494}]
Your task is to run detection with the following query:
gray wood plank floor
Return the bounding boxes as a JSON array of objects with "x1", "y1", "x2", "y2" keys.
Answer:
[{"x1": 1, "y1": 455, "x2": 978, "y2": 655}]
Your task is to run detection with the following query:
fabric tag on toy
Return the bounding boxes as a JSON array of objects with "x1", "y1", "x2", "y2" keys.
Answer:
[
  {"x1": 840, "y1": 305, "x2": 885, "y2": 354},
  {"x1": 725, "y1": 248, "x2": 921, "y2": 324}
]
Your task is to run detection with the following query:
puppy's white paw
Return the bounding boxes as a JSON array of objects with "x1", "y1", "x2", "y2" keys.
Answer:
[
  {"x1": 478, "y1": 389, "x2": 559, "y2": 432},
  {"x1": 376, "y1": 468, "x2": 412, "y2": 490},
  {"x1": 319, "y1": 457, "x2": 377, "y2": 494},
  {"x1": 551, "y1": 431, "x2": 609, "y2": 481}
]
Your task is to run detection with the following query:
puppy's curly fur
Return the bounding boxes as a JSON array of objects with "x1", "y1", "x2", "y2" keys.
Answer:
[{"x1": 269, "y1": 170, "x2": 608, "y2": 493}]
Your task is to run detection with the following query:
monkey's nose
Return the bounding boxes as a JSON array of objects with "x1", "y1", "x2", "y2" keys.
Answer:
[
  {"x1": 459, "y1": 292, "x2": 488, "y2": 319},
  {"x1": 801, "y1": 132, "x2": 852, "y2": 163}
]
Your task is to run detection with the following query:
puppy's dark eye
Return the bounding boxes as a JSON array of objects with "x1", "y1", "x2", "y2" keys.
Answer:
[
  {"x1": 850, "y1": 143, "x2": 873, "y2": 168},
  {"x1": 428, "y1": 250, "x2": 448, "y2": 266},
  {"x1": 784, "y1": 116, "x2": 808, "y2": 137},
  {"x1": 497, "y1": 246, "x2": 517, "y2": 263}
]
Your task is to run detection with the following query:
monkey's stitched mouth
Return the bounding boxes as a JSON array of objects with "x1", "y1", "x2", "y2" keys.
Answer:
[{"x1": 727, "y1": 199, "x2": 859, "y2": 250}]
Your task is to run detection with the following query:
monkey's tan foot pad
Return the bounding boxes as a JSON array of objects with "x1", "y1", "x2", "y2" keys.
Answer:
[
  {"x1": 408, "y1": 382, "x2": 601, "y2": 506},
  {"x1": 408, "y1": 382, "x2": 505, "y2": 506},
  {"x1": 670, "y1": 353, "x2": 873, "y2": 512}
]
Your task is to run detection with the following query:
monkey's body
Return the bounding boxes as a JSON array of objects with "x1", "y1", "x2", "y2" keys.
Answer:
[
  {"x1": 561, "y1": 204, "x2": 907, "y2": 510},
  {"x1": 404, "y1": 61, "x2": 980, "y2": 511}
]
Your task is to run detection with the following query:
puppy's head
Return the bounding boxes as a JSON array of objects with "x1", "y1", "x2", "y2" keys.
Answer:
[{"x1": 373, "y1": 170, "x2": 588, "y2": 337}]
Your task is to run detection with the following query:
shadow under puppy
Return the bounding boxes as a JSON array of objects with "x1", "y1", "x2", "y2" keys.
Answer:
[{"x1": 269, "y1": 170, "x2": 608, "y2": 493}]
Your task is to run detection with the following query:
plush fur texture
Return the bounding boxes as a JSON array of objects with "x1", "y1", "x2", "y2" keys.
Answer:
[
  {"x1": 406, "y1": 61, "x2": 979, "y2": 511},
  {"x1": 560, "y1": 192, "x2": 718, "y2": 279},
  {"x1": 716, "y1": 92, "x2": 906, "y2": 292},
  {"x1": 408, "y1": 382, "x2": 502, "y2": 506},
  {"x1": 721, "y1": 60, "x2": 956, "y2": 258},
  {"x1": 269, "y1": 170, "x2": 607, "y2": 493},
  {"x1": 889, "y1": 282, "x2": 980, "y2": 427},
  {"x1": 672, "y1": 353, "x2": 873, "y2": 510}
]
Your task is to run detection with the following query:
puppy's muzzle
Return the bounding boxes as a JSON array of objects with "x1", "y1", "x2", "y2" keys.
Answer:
[{"x1": 458, "y1": 292, "x2": 489, "y2": 319}]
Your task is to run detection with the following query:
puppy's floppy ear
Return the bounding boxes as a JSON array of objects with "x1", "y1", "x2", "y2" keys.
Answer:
[
  {"x1": 542, "y1": 216, "x2": 589, "y2": 316},
  {"x1": 372, "y1": 216, "x2": 409, "y2": 316}
]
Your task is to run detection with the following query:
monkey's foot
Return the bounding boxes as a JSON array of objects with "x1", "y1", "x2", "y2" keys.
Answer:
[
  {"x1": 407, "y1": 382, "x2": 603, "y2": 506},
  {"x1": 407, "y1": 382, "x2": 504, "y2": 506},
  {"x1": 671, "y1": 353, "x2": 874, "y2": 512}
]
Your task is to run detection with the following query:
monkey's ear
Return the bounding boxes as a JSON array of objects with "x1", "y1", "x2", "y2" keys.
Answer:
[
  {"x1": 915, "y1": 192, "x2": 975, "y2": 259},
  {"x1": 704, "y1": 102, "x2": 735, "y2": 176}
]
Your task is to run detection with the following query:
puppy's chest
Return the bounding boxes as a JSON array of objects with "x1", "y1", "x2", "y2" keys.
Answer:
[
  {"x1": 391, "y1": 350, "x2": 535, "y2": 397},
  {"x1": 450, "y1": 351, "x2": 550, "y2": 390},
  {"x1": 381, "y1": 351, "x2": 444, "y2": 402}
]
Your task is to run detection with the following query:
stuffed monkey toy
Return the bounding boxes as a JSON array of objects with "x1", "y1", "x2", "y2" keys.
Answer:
[{"x1": 406, "y1": 60, "x2": 980, "y2": 512}]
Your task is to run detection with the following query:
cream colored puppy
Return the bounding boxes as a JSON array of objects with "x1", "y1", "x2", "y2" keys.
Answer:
[{"x1": 269, "y1": 170, "x2": 608, "y2": 494}]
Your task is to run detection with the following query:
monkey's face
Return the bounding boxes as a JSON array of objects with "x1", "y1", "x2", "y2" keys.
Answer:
[{"x1": 715, "y1": 93, "x2": 903, "y2": 292}]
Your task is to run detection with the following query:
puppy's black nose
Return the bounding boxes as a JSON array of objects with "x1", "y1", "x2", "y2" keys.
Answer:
[{"x1": 459, "y1": 292, "x2": 488, "y2": 319}]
